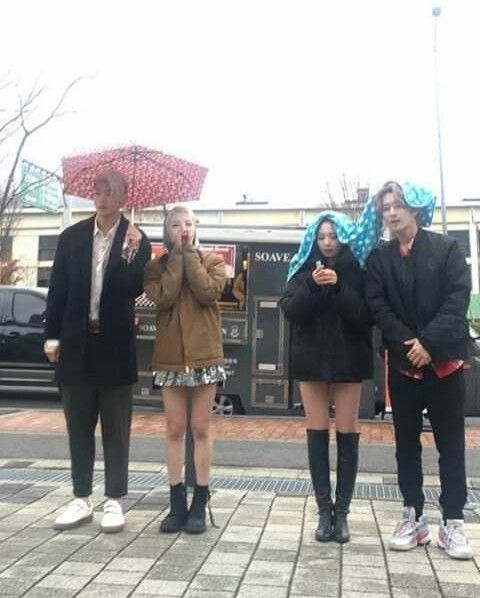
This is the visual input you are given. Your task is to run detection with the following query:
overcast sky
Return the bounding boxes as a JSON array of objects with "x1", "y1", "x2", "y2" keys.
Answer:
[{"x1": 2, "y1": 0, "x2": 479, "y2": 207}]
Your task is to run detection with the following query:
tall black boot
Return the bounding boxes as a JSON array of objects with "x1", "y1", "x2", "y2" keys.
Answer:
[
  {"x1": 332, "y1": 432, "x2": 360, "y2": 543},
  {"x1": 307, "y1": 429, "x2": 333, "y2": 542},
  {"x1": 184, "y1": 484, "x2": 210, "y2": 535},
  {"x1": 159, "y1": 482, "x2": 188, "y2": 533}
]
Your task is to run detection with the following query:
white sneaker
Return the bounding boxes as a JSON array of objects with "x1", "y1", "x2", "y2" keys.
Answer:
[
  {"x1": 101, "y1": 499, "x2": 125, "y2": 533},
  {"x1": 388, "y1": 507, "x2": 431, "y2": 551},
  {"x1": 54, "y1": 498, "x2": 93, "y2": 530},
  {"x1": 438, "y1": 519, "x2": 473, "y2": 560}
]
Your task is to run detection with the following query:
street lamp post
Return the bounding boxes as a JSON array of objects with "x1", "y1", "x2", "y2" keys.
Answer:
[{"x1": 432, "y1": 5, "x2": 448, "y2": 234}]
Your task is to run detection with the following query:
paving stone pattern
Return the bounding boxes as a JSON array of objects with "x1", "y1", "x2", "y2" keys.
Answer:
[{"x1": 0, "y1": 475, "x2": 478, "y2": 597}]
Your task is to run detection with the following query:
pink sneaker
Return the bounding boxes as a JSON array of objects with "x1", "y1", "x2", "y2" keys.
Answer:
[
  {"x1": 388, "y1": 507, "x2": 431, "y2": 551},
  {"x1": 438, "y1": 519, "x2": 473, "y2": 560}
]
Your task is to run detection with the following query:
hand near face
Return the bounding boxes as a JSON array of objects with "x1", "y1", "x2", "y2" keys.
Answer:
[
  {"x1": 404, "y1": 338, "x2": 431, "y2": 368},
  {"x1": 122, "y1": 223, "x2": 142, "y2": 262},
  {"x1": 181, "y1": 230, "x2": 194, "y2": 246},
  {"x1": 125, "y1": 223, "x2": 142, "y2": 251},
  {"x1": 166, "y1": 210, "x2": 196, "y2": 249},
  {"x1": 170, "y1": 228, "x2": 183, "y2": 249},
  {"x1": 171, "y1": 228, "x2": 192, "y2": 248},
  {"x1": 311, "y1": 267, "x2": 337, "y2": 286}
]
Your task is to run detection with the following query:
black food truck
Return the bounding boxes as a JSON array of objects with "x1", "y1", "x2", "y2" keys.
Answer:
[{"x1": 134, "y1": 225, "x2": 379, "y2": 418}]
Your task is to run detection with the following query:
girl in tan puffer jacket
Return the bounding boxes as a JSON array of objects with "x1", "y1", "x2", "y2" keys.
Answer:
[{"x1": 144, "y1": 206, "x2": 226, "y2": 535}]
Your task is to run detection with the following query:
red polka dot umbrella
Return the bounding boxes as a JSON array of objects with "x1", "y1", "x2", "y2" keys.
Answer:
[{"x1": 62, "y1": 145, "x2": 208, "y2": 209}]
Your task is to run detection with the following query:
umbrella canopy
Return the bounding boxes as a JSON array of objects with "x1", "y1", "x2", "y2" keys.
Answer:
[{"x1": 62, "y1": 145, "x2": 208, "y2": 209}]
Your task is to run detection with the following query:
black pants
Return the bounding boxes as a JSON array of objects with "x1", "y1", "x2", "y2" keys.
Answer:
[
  {"x1": 61, "y1": 384, "x2": 133, "y2": 499},
  {"x1": 388, "y1": 366, "x2": 467, "y2": 520}
]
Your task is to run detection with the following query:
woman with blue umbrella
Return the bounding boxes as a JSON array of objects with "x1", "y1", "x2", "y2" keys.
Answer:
[{"x1": 280, "y1": 210, "x2": 378, "y2": 543}]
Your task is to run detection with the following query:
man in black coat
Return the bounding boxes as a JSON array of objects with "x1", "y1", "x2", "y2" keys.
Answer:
[
  {"x1": 44, "y1": 170, "x2": 151, "y2": 533},
  {"x1": 366, "y1": 181, "x2": 473, "y2": 560}
]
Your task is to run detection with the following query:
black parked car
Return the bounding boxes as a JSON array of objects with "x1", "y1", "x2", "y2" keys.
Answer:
[
  {"x1": 0, "y1": 286, "x2": 242, "y2": 415},
  {"x1": 0, "y1": 285, "x2": 57, "y2": 395}
]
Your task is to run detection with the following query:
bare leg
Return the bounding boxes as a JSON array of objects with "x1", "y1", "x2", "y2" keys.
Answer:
[
  {"x1": 331, "y1": 383, "x2": 361, "y2": 432},
  {"x1": 299, "y1": 381, "x2": 330, "y2": 430},
  {"x1": 190, "y1": 384, "x2": 216, "y2": 485},
  {"x1": 162, "y1": 388, "x2": 188, "y2": 485}
]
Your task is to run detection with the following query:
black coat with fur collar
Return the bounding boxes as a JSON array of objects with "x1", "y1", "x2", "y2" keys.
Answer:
[{"x1": 280, "y1": 246, "x2": 373, "y2": 382}]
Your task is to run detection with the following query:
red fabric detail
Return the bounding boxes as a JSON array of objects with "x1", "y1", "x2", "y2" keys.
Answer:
[
  {"x1": 434, "y1": 360, "x2": 464, "y2": 378},
  {"x1": 400, "y1": 361, "x2": 463, "y2": 380},
  {"x1": 399, "y1": 238, "x2": 415, "y2": 257}
]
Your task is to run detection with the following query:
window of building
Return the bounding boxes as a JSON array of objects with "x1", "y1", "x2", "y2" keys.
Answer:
[
  {"x1": 12, "y1": 292, "x2": 46, "y2": 326},
  {"x1": 37, "y1": 267, "x2": 52, "y2": 288},
  {"x1": 38, "y1": 235, "x2": 58, "y2": 262}
]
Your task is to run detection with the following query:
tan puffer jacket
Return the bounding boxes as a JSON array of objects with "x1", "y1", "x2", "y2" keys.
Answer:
[{"x1": 144, "y1": 245, "x2": 226, "y2": 372}]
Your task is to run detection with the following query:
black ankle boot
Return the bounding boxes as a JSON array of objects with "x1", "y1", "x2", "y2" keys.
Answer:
[
  {"x1": 307, "y1": 429, "x2": 333, "y2": 542},
  {"x1": 332, "y1": 511, "x2": 350, "y2": 544},
  {"x1": 332, "y1": 432, "x2": 359, "y2": 544},
  {"x1": 159, "y1": 482, "x2": 188, "y2": 533},
  {"x1": 315, "y1": 505, "x2": 333, "y2": 542},
  {"x1": 184, "y1": 484, "x2": 209, "y2": 534}
]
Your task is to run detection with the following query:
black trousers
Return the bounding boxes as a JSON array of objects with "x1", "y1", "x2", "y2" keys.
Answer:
[
  {"x1": 61, "y1": 383, "x2": 133, "y2": 499},
  {"x1": 388, "y1": 366, "x2": 467, "y2": 520}
]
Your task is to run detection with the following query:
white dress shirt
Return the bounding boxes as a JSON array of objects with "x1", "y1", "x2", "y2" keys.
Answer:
[
  {"x1": 89, "y1": 217, "x2": 121, "y2": 321},
  {"x1": 44, "y1": 217, "x2": 121, "y2": 349}
]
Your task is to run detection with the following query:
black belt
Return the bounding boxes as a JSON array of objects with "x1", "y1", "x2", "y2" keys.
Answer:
[{"x1": 87, "y1": 320, "x2": 101, "y2": 334}]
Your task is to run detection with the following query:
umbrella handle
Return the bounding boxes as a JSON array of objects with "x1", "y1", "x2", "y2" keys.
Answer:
[{"x1": 130, "y1": 206, "x2": 135, "y2": 223}]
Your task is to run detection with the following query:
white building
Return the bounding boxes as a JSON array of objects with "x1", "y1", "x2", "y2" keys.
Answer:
[{"x1": 5, "y1": 198, "x2": 480, "y2": 292}]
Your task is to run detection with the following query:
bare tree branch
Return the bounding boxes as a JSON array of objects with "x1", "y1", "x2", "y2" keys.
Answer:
[
  {"x1": 0, "y1": 74, "x2": 83, "y2": 284},
  {"x1": 10, "y1": 167, "x2": 61, "y2": 202},
  {"x1": 2, "y1": 77, "x2": 81, "y2": 208},
  {"x1": 26, "y1": 78, "x2": 82, "y2": 136},
  {"x1": 0, "y1": 73, "x2": 15, "y2": 94},
  {"x1": 319, "y1": 173, "x2": 369, "y2": 221},
  {"x1": 0, "y1": 111, "x2": 23, "y2": 138},
  {"x1": 1, "y1": 134, "x2": 28, "y2": 206}
]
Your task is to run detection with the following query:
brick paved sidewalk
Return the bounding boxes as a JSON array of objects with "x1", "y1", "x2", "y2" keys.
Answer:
[
  {"x1": 1, "y1": 409, "x2": 480, "y2": 449},
  {"x1": 0, "y1": 467, "x2": 478, "y2": 597}
]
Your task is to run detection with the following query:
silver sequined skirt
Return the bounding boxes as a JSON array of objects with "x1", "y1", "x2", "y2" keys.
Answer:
[{"x1": 153, "y1": 365, "x2": 226, "y2": 388}]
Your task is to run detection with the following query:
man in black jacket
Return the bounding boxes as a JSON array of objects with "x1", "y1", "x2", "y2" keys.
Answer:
[
  {"x1": 366, "y1": 181, "x2": 472, "y2": 560},
  {"x1": 44, "y1": 170, "x2": 151, "y2": 533}
]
